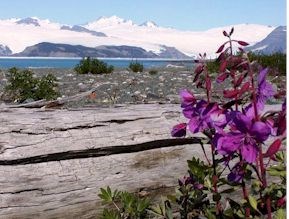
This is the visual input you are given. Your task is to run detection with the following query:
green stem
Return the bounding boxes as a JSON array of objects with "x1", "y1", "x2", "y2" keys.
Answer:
[{"x1": 210, "y1": 144, "x2": 222, "y2": 215}]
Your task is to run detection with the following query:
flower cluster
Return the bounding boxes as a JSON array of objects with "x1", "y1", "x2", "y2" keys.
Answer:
[{"x1": 171, "y1": 28, "x2": 286, "y2": 218}]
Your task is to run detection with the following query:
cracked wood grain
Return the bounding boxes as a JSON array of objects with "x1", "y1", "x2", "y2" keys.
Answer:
[
  {"x1": 0, "y1": 137, "x2": 203, "y2": 165},
  {"x1": 0, "y1": 104, "x2": 208, "y2": 219}
]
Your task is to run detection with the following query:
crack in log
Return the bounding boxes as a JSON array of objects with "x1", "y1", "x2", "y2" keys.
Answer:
[
  {"x1": 41, "y1": 187, "x2": 89, "y2": 196},
  {"x1": 4, "y1": 117, "x2": 160, "y2": 135},
  {"x1": 0, "y1": 204, "x2": 41, "y2": 210},
  {"x1": 1, "y1": 136, "x2": 72, "y2": 153},
  {"x1": 0, "y1": 188, "x2": 44, "y2": 195},
  {"x1": 47, "y1": 123, "x2": 106, "y2": 132},
  {"x1": 0, "y1": 137, "x2": 204, "y2": 166},
  {"x1": 11, "y1": 130, "x2": 47, "y2": 135},
  {"x1": 102, "y1": 116, "x2": 160, "y2": 124}
]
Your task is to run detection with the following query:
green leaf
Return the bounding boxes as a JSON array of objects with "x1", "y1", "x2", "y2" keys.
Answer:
[
  {"x1": 99, "y1": 187, "x2": 113, "y2": 203},
  {"x1": 136, "y1": 198, "x2": 150, "y2": 213},
  {"x1": 204, "y1": 209, "x2": 217, "y2": 219},
  {"x1": 167, "y1": 194, "x2": 177, "y2": 203},
  {"x1": 248, "y1": 195, "x2": 258, "y2": 211},
  {"x1": 101, "y1": 209, "x2": 121, "y2": 219},
  {"x1": 268, "y1": 167, "x2": 286, "y2": 178},
  {"x1": 274, "y1": 208, "x2": 286, "y2": 219},
  {"x1": 148, "y1": 205, "x2": 165, "y2": 215}
]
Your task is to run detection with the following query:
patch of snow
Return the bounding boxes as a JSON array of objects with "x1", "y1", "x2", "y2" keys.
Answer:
[
  {"x1": 251, "y1": 45, "x2": 268, "y2": 52},
  {"x1": 140, "y1": 21, "x2": 158, "y2": 28}
]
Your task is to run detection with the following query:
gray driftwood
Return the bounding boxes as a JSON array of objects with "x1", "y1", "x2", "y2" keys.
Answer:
[
  {"x1": 0, "y1": 103, "x2": 209, "y2": 219},
  {"x1": 4, "y1": 82, "x2": 113, "y2": 109}
]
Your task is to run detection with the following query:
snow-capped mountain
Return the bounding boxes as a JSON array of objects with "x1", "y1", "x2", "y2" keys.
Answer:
[
  {"x1": 16, "y1": 17, "x2": 40, "y2": 26},
  {"x1": 245, "y1": 26, "x2": 286, "y2": 54},
  {"x1": 85, "y1": 15, "x2": 135, "y2": 29},
  {"x1": 0, "y1": 16, "x2": 278, "y2": 58},
  {"x1": 0, "y1": 44, "x2": 12, "y2": 56},
  {"x1": 140, "y1": 21, "x2": 158, "y2": 28}
]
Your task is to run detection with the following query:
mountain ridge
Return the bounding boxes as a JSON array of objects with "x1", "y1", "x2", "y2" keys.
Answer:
[
  {"x1": 0, "y1": 16, "x2": 283, "y2": 58},
  {"x1": 13, "y1": 42, "x2": 190, "y2": 59},
  {"x1": 245, "y1": 26, "x2": 286, "y2": 54}
]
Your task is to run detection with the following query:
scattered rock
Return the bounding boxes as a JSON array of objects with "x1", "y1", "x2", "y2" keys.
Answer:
[
  {"x1": 166, "y1": 94, "x2": 180, "y2": 104},
  {"x1": 23, "y1": 98, "x2": 35, "y2": 103},
  {"x1": 77, "y1": 83, "x2": 88, "y2": 92},
  {"x1": 146, "y1": 92, "x2": 160, "y2": 99}
]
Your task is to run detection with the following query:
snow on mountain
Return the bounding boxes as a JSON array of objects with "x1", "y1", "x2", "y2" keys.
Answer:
[
  {"x1": 0, "y1": 16, "x2": 276, "y2": 57},
  {"x1": 16, "y1": 17, "x2": 40, "y2": 26},
  {"x1": 85, "y1": 15, "x2": 135, "y2": 29},
  {"x1": 140, "y1": 21, "x2": 158, "y2": 28},
  {"x1": 0, "y1": 16, "x2": 161, "y2": 54},
  {"x1": 245, "y1": 26, "x2": 286, "y2": 54},
  {"x1": 84, "y1": 18, "x2": 275, "y2": 57},
  {"x1": 0, "y1": 44, "x2": 12, "y2": 56}
]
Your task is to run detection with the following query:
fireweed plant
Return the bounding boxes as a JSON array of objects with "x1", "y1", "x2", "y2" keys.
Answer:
[{"x1": 171, "y1": 28, "x2": 286, "y2": 218}]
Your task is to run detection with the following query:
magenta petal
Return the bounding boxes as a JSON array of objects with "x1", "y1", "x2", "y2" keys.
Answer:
[
  {"x1": 195, "y1": 100, "x2": 207, "y2": 111},
  {"x1": 188, "y1": 116, "x2": 204, "y2": 133},
  {"x1": 171, "y1": 123, "x2": 187, "y2": 137},
  {"x1": 215, "y1": 133, "x2": 242, "y2": 155},
  {"x1": 234, "y1": 112, "x2": 252, "y2": 133},
  {"x1": 260, "y1": 81, "x2": 275, "y2": 98},
  {"x1": 251, "y1": 121, "x2": 271, "y2": 142},
  {"x1": 244, "y1": 104, "x2": 255, "y2": 120},
  {"x1": 257, "y1": 68, "x2": 269, "y2": 85},
  {"x1": 180, "y1": 89, "x2": 196, "y2": 107},
  {"x1": 228, "y1": 162, "x2": 244, "y2": 183},
  {"x1": 210, "y1": 111, "x2": 227, "y2": 128},
  {"x1": 240, "y1": 143, "x2": 258, "y2": 163},
  {"x1": 202, "y1": 103, "x2": 218, "y2": 116},
  {"x1": 182, "y1": 106, "x2": 195, "y2": 119},
  {"x1": 257, "y1": 68, "x2": 276, "y2": 103}
]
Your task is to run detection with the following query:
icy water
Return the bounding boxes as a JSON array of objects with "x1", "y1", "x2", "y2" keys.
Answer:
[{"x1": 0, "y1": 57, "x2": 195, "y2": 69}]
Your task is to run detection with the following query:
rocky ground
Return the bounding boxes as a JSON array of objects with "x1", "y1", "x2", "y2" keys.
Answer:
[{"x1": 0, "y1": 66, "x2": 285, "y2": 108}]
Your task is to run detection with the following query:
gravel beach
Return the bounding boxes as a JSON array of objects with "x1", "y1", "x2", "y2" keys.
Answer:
[
  {"x1": 0, "y1": 67, "x2": 200, "y2": 108},
  {"x1": 0, "y1": 66, "x2": 285, "y2": 108}
]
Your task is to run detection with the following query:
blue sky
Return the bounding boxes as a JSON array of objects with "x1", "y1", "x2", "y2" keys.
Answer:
[{"x1": 0, "y1": 0, "x2": 286, "y2": 30}]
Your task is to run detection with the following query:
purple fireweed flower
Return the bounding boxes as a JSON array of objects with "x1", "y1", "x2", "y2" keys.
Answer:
[
  {"x1": 228, "y1": 162, "x2": 245, "y2": 183},
  {"x1": 258, "y1": 68, "x2": 275, "y2": 104},
  {"x1": 185, "y1": 100, "x2": 227, "y2": 133},
  {"x1": 246, "y1": 68, "x2": 276, "y2": 118},
  {"x1": 178, "y1": 175, "x2": 193, "y2": 186},
  {"x1": 194, "y1": 183, "x2": 204, "y2": 190},
  {"x1": 215, "y1": 112, "x2": 271, "y2": 163},
  {"x1": 180, "y1": 89, "x2": 196, "y2": 108},
  {"x1": 171, "y1": 123, "x2": 187, "y2": 137}
]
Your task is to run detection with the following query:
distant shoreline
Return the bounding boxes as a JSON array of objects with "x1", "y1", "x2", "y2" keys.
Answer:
[
  {"x1": 0, "y1": 56, "x2": 195, "y2": 61},
  {"x1": 0, "y1": 57, "x2": 196, "y2": 69}
]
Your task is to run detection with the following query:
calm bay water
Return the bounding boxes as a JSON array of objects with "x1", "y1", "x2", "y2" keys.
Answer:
[{"x1": 0, "y1": 57, "x2": 195, "y2": 69}]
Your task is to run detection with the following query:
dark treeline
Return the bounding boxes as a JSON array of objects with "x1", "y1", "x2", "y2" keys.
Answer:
[{"x1": 206, "y1": 52, "x2": 286, "y2": 75}]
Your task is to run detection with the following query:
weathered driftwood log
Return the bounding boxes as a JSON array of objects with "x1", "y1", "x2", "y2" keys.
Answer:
[
  {"x1": 0, "y1": 103, "x2": 281, "y2": 218},
  {"x1": 0, "y1": 103, "x2": 208, "y2": 219}
]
